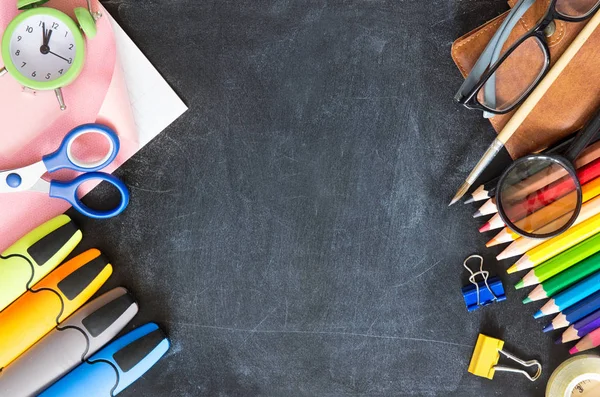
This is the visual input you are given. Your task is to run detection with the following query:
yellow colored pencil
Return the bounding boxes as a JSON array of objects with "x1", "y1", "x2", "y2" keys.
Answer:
[
  {"x1": 499, "y1": 193, "x2": 600, "y2": 262},
  {"x1": 507, "y1": 211, "x2": 600, "y2": 274}
]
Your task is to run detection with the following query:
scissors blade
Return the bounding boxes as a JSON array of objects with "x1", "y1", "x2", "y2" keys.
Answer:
[{"x1": 0, "y1": 162, "x2": 48, "y2": 193}]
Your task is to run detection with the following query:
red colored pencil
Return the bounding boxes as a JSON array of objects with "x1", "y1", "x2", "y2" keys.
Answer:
[{"x1": 503, "y1": 156, "x2": 600, "y2": 223}]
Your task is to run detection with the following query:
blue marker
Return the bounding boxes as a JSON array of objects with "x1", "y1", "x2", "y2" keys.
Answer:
[{"x1": 39, "y1": 323, "x2": 170, "y2": 397}]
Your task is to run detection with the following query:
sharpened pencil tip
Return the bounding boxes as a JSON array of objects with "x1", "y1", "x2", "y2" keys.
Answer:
[
  {"x1": 479, "y1": 222, "x2": 491, "y2": 233},
  {"x1": 569, "y1": 346, "x2": 579, "y2": 355},
  {"x1": 543, "y1": 324, "x2": 554, "y2": 333},
  {"x1": 523, "y1": 297, "x2": 532, "y2": 304},
  {"x1": 534, "y1": 310, "x2": 544, "y2": 319},
  {"x1": 449, "y1": 182, "x2": 470, "y2": 206},
  {"x1": 486, "y1": 238, "x2": 500, "y2": 248},
  {"x1": 507, "y1": 264, "x2": 518, "y2": 274},
  {"x1": 555, "y1": 338, "x2": 563, "y2": 345},
  {"x1": 515, "y1": 280, "x2": 524, "y2": 290},
  {"x1": 464, "y1": 197, "x2": 475, "y2": 204},
  {"x1": 473, "y1": 210, "x2": 483, "y2": 218}
]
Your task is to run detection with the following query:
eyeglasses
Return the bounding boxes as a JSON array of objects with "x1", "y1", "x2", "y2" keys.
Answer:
[{"x1": 455, "y1": 0, "x2": 600, "y2": 117}]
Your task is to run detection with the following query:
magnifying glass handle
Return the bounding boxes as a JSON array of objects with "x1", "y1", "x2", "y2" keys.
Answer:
[{"x1": 565, "y1": 108, "x2": 600, "y2": 162}]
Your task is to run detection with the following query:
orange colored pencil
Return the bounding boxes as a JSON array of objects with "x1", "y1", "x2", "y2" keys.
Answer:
[{"x1": 497, "y1": 184, "x2": 600, "y2": 261}]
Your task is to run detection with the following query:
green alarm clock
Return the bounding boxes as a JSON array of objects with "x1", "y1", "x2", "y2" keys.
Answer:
[{"x1": 0, "y1": 0, "x2": 100, "y2": 110}]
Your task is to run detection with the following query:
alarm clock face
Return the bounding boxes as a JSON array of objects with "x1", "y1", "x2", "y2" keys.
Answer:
[{"x1": 1, "y1": 8, "x2": 85, "y2": 91}]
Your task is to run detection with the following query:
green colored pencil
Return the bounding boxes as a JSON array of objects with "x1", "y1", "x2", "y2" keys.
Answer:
[
  {"x1": 515, "y1": 232, "x2": 600, "y2": 289},
  {"x1": 525, "y1": 251, "x2": 600, "y2": 303}
]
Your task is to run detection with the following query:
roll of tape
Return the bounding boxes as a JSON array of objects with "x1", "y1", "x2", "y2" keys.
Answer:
[{"x1": 546, "y1": 355, "x2": 600, "y2": 397}]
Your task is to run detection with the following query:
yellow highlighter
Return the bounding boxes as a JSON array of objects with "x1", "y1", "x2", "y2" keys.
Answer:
[
  {"x1": 0, "y1": 215, "x2": 82, "y2": 312},
  {"x1": 0, "y1": 248, "x2": 112, "y2": 370},
  {"x1": 468, "y1": 334, "x2": 541, "y2": 381}
]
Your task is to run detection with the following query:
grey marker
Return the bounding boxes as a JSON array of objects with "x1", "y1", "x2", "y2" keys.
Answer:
[{"x1": 0, "y1": 287, "x2": 138, "y2": 397}]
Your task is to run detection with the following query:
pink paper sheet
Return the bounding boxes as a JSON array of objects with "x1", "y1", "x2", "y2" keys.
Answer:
[{"x1": 0, "y1": 0, "x2": 138, "y2": 250}]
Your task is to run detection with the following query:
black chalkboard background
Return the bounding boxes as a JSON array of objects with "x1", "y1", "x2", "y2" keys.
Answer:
[{"x1": 67, "y1": 1, "x2": 574, "y2": 395}]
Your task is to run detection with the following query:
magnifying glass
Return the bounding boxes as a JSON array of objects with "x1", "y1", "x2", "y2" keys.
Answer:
[{"x1": 496, "y1": 110, "x2": 600, "y2": 239}]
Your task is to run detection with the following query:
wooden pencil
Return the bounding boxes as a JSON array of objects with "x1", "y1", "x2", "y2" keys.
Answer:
[
  {"x1": 523, "y1": 251, "x2": 600, "y2": 303},
  {"x1": 499, "y1": 193, "x2": 600, "y2": 261},
  {"x1": 557, "y1": 309, "x2": 600, "y2": 344},
  {"x1": 473, "y1": 198, "x2": 496, "y2": 218},
  {"x1": 491, "y1": 177, "x2": 600, "y2": 249},
  {"x1": 544, "y1": 290, "x2": 600, "y2": 332},
  {"x1": 570, "y1": 326, "x2": 600, "y2": 354},
  {"x1": 478, "y1": 213, "x2": 505, "y2": 233},
  {"x1": 516, "y1": 232, "x2": 600, "y2": 289},
  {"x1": 534, "y1": 271, "x2": 600, "y2": 318},
  {"x1": 506, "y1": 211, "x2": 600, "y2": 274},
  {"x1": 503, "y1": 157, "x2": 600, "y2": 224},
  {"x1": 501, "y1": 140, "x2": 600, "y2": 204},
  {"x1": 466, "y1": 136, "x2": 600, "y2": 205},
  {"x1": 465, "y1": 183, "x2": 495, "y2": 204},
  {"x1": 486, "y1": 227, "x2": 518, "y2": 247}
]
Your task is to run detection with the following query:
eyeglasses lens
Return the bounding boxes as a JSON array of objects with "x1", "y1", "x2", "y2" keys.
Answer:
[
  {"x1": 476, "y1": 36, "x2": 546, "y2": 112},
  {"x1": 556, "y1": 0, "x2": 600, "y2": 18}
]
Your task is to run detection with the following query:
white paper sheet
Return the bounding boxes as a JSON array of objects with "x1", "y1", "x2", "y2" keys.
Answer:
[{"x1": 108, "y1": 14, "x2": 188, "y2": 147}]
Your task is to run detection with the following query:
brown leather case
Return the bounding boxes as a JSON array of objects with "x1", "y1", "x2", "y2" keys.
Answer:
[{"x1": 451, "y1": 0, "x2": 600, "y2": 159}]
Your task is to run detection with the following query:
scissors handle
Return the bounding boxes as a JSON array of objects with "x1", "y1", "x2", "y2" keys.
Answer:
[
  {"x1": 43, "y1": 124, "x2": 120, "y2": 173},
  {"x1": 49, "y1": 173, "x2": 130, "y2": 219}
]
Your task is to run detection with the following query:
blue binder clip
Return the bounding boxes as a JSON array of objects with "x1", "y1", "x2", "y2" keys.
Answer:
[{"x1": 462, "y1": 255, "x2": 506, "y2": 312}]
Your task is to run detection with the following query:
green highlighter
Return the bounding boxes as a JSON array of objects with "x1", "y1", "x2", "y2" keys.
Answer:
[{"x1": 0, "y1": 215, "x2": 81, "y2": 312}]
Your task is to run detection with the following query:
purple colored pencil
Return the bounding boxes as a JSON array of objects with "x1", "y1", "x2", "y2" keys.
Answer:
[{"x1": 557, "y1": 309, "x2": 600, "y2": 344}]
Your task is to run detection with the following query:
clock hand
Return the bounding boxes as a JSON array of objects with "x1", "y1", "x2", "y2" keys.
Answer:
[
  {"x1": 48, "y1": 51, "x2": 70, "y2": 63},
  {"x1": 40, "y1": 24, "x2": 52, "y2": 54},
  {"x1": 42, "y1": 22, "x2": 47, "y2": 46}
]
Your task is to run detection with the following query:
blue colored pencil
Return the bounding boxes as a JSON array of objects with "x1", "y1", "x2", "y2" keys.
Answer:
[
  {"x1": 535, "y1": 271, "x2": 600, "y2": 319},
  {"x1": 544, "y1": 290, "x2": 600, "y2": 332}
]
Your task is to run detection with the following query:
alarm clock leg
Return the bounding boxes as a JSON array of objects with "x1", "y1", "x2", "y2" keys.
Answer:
[
  {"x1": 86, "y1": 0, "x2": 102, "y2": 20},
  {"x1": 0, "y1": 67, "x2": 6, "y2": 77},
  {"x1": 54, "y1": 88, "x2": 66, "y2": 111}
]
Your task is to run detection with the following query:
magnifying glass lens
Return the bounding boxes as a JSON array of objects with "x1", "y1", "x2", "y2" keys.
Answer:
[{"x1": 498, "y1": 157, "x2": 579, "y2": 236}]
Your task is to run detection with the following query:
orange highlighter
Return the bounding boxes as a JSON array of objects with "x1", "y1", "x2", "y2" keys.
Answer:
[{"x1": 0, "y1": 248, "x2": 112, "y2": 370}]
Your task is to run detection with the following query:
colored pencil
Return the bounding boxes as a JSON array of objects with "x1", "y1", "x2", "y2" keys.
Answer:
[
  {"x1": 507, "y1": 211, "x2": 600, "y2": 274},
  {"x1": 524, "y1": 251, "x2": 600, "y2": 302},
  {"x1": 490, "y1": 175, "x2": 600, "y2": 247},
  {"x1": 500, "y1": 193, "x2": 600, "y2": 261},
  {"x1": 473, "y1": 198, "x2": 496, "y2": 218},
  {"x1": 489, "y1": 189, "x2": 581, "y2": 243},
  {"x1": 500, "y1": 139, "x2": 600, "y2": 205},
  {"x1": 465, "y1": 183, "x2": 495, "y2": 204},
  {"x1": 487, "y1": 227, "x2": 519, "y2": 247},
  {"x1": 534, "y1": 271, "x2": 600, "y2": 318},
  {"x1": 570, "y1": 326, "x2": 600, "y2": 354},
  {"x1": 465, "y1": 137, "x2": 600, "y2": 204},
  {"x1": 503, "y1": 157, "x2": 600, "y2": 224},
  {"x1": 557, "y1": 309, "x2": 600, "y2": 344},
  {"x1": 544, "y1": 290, "x2": 600, "y2": 332},
  {"x1": 516, "y1": 232, "x2": 600, "y2": 289},
  {"x1": 479, "y1": 213, "x2": 505, "y2": 233}
]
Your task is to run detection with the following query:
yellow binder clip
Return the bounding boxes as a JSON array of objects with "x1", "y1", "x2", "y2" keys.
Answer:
[{"x1": 468, "y1": 334, "x2": 542, "y2": 381}]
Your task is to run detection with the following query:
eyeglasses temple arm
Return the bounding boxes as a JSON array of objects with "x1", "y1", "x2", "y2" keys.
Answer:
[{"x1": 483, "y1": 0, "x2": 537, "y2": 117}]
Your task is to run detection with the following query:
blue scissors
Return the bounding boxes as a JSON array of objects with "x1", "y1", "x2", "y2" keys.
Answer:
[{"x1": 0, "y1": 124, "x2": 129, "y2": 219}]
